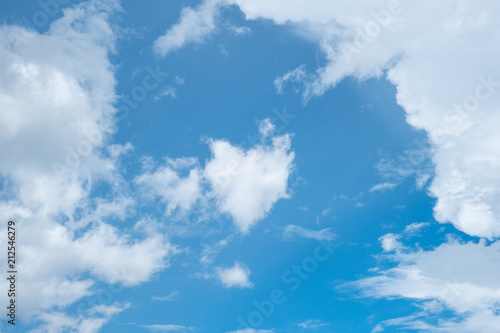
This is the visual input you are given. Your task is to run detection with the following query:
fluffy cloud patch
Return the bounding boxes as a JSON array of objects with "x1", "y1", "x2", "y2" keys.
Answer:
[
  {"x1": 379, "y1": 233, "x2": 401, "y2": 252},
  {"x1": 135, "y1": 123, "x2": 294, "y2": 233},
  {"x1": 205, "y1": 132, "x2": 294, "y2": 233},
  {"x1": 0, "y1": 0, "x2": 176, "y2": 328},
  {"x1": 154, "y1": 0, "x2": 225, "y2": 57},
  {"x1": 135, "y1": 158, "x2": 203, "y2": 215},
  {"x1": 343, "y1": 237, "x2": 500, "y2": 332},
  {"x1": 30, "y1": 303, "x2": 129, "y2": 333},
  {"x1": 216, "y1": 262, "x2": 253, "y2": 288}
]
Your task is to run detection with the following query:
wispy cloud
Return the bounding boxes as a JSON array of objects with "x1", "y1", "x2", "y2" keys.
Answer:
[
  {"x1": 152, "y1": 291, "x2": 178, "y2": 302},
  {"x1": 200, "y1": 236, "x2": 233, "y2": 266},
  {"x1": 155, "y1": 86, "x2": 177, "y2": 100},
  {"x1": 370, "y1": 182, "x2": 398, "y2": 192},
  {"x1": 342, "y1": 238, "x2": 500, "y2": 331},
  {"x1": 284, "y1": 225, "x2": 336, "y2": 241},
  {"x1": 226, "y1": 329, "x2": 274, "y2": 333},
  {"x1": 274, "y1": 65, "x2": 308, "y2": 94},
  {"x1": 142, "y1": 324, "x2": 195, "y2": 332},
  {"x1": 154, "y1": 0, "x2": 224, "y2": 57},
  {"x1": 298, "y1": 319, "x2": 331, "y2": 329}
]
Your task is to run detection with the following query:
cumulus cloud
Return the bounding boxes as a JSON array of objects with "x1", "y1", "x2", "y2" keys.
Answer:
[
  {"x1": 216, "y1": 262, "x2": 253, "y2": 288},
  {"x1": 379, "y1": 222, "x2": 430, "y2": 252},
  {"x1": 135, "y1": 158, "x2": 203, "y2": 215},
  {"x1": 210, "y1": 0, "x2": 500, "y2": 239},
  {"x1": 30, "y1": 303, "x2": 130, "y2": 333},
  {"x1": 0, "y1": 164, "x2": 174, "y2": 315},
  {"x1": 135, "y1": 124, "x2": 294, "y2": 233},
  {"x1": 284, "y1": 225, "x2": 336, "y2": 241},
  {"x1": 0, "y1": 0, "x2": 176, "y2": 328},
  {"x1": 0, "y1": 0, "x2": 121, "y2": 217},
  {"x1": 205, "y1": 133, "x2": 294, "y2": 233},
  {"x1": 342, "y1": 237, "x2": 500, "y2": 332},
  {"x1": 162, "y1": 0, "x2": 500, "y2": 238},
  {"x1": 379, "y1": 233, "x2": 401, "y2": 252}
]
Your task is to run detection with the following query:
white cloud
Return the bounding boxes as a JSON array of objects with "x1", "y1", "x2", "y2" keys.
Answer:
[
  {"x1": 173, "y1": 0, "x2": 500, "y2": 238},
  {"x1": 226, "y1": 24, "x2": 252, "y2": 36},
  {"x1": 142, "y1": 324, "x2": 195, "y2": 332},
  {"x1": 30, "y1": 303, "x2": 130, "y2": 333},
  {"x1": 135, "y1": 158, "x2": 203, "y2": 215},
  {"x1": 344, "y1": 237, "x2": 500, "y2": 332},
  {"x1": 258, "y1": 118, "x2": 276, "y2": 138},
  {"x1": 152, "y1": 291, "x2": 179, "y2": 302},
  {"x1": 284, "y1": 225, "x2": 336, "y2": 241},
  {"x1": 162, "y1": 1, "x2": 500, "y2": 240},
  {"x1": 155, "y1": 86, "x2": 177, "y2": 100},
  {"x1": 135, "y1": 124, "x2": 294, "y2": 232},
  {"x1": 0, "y1": 1, "x2": 176, "y2": 329},
  {"x1": 374, "y1": 147, "x2": 433, "y2": 191},
  {"x1": 0, "y1": 209, "x2": 175, "y2": 316},
  {"x1": 226, "y1": 329, "x2": 274, "y2": 333},
  {"x1": 298, "y1": 319, "x2": 331, "y2": 329},
  {"x1": 205, "y1": 133, "x2": 294, "y2": 233},
  {"x1": 379, "y1": 233, "x2": 401, "y2": 252},
  {"x1": 75, "y1": 222, "x2": 173, "y2": 286},
  {"x1": 274, "y1": 65, "x2": 307, "y2": 94},
  {"x1": 370, "y1": 182, "x2": 398, "y2": 192},
  {"x1": 379, "y1": 223, "x2": 430, "y2": 253},
  {"x1": 174, "y1": 75, "x2": 185, "y2": 85},
  {"x1": 154, "y1": 0, "x2": 225, "y2": 57},
  {"x1": 0, "y1": 0, "x2": 121, "y2": 217},
  {"x1": 216, "y1": 262, "x2": 253, "y2": 288},
  {"x1": 403, "y1": 222, "x2": 430, "y2": 235},
  {"x1": 200, "y1": 235, "x2": 233, "y2": 265}
]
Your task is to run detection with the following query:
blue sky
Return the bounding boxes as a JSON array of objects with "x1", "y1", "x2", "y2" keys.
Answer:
[{"x1": 1, "y1": 0, "x2": 500, "y2": 332}]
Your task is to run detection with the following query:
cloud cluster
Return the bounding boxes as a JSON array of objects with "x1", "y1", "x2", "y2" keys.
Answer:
[
  {"x1": 0, "y1": 0, "x2": 173, "y2": 329},
  {"x1": 28, "y1": 303, "x2": 129, "y2": 333},
  {"x1": 135, "y1": 120, "x2": 295, "y2": 233},
  {"x1": 156, "y1": 0, "x2": 500, "y2": 239},
  {"x1": 232, "y1": 0, "x2": 500, "y2": 239},
  {"x1": 344, "y1": 236, "x2": 500, "y2": 332},
  {"x1": 0, "y1": 3, "x2": 296, "y2": 329}
]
